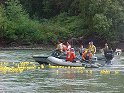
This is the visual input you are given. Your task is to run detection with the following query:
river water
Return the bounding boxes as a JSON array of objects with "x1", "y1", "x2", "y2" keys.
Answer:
[{"x1": 0, "y1": 50, "x2": 124, "y2": 93}]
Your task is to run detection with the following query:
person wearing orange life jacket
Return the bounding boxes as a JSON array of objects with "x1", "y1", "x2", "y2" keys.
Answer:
[
  {"x1": 82, "y1": 49, "x2": 93, "y2": 61},
  {"x1": 66, "y1": 48, "x2": 76, "y2": 62}
]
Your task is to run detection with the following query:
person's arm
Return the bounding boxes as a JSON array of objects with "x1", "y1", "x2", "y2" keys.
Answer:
[
  {"x1": 82, "y1": 53, "x2": 85, "y2": 60},
  {"x1": 94, "y1": 46, "x2": 96, "y2": 54}
]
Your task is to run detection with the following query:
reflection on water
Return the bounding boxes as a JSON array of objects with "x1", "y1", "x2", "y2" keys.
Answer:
[{"x1": 0, "y1": 50, "x2": 124, "y2": 93}]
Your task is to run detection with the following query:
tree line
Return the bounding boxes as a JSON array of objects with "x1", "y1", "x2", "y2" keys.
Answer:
[{"x1": 0, "y1": 0, "x2": 124, "y2": 48}]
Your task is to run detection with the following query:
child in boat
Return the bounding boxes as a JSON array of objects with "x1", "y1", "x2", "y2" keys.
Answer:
[{"x1": 66, "y1": 48, "x2": 76, "y2": 62}]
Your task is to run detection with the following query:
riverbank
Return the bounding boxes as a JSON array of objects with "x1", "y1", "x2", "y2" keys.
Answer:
[
  {"x1": 0, "y1": 43, "x2": 124, "y2": 51},
  {"x1": 0, "y1": 45, "x2": 55, "y2": 51}
]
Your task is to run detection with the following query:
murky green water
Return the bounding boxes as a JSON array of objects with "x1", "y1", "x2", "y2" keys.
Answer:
[{"x1": 0, "y1": 50, "x2": 124, "y2": 93}]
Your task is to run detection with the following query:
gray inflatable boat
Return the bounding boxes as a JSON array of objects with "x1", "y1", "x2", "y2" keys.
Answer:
[{"x1": 47, "y1": 56, "x2": 101, "y2": 68}]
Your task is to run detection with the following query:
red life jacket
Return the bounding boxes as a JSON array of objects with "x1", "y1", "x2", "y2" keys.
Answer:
[{"x1": 66, "y1": 51, "x2": 76, "y2": 62}]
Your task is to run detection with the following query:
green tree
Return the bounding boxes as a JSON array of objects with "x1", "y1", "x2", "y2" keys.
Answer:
[
  {"x1": 0, "y1": 5, "x2": 7, "y2": 44},
  {"x1": 79, "y1": 0, "x2": 124, "y2": 44}
]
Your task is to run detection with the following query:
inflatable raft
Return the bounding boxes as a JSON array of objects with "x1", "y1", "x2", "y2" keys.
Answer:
[
  {"x1": 47, "y1": 56, "x2": 101, "y2": 68},
  {"x1": 32, "y1": 50, "x2": 66, "y2": 65}
]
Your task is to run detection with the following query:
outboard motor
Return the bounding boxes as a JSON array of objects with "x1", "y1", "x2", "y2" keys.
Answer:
[
  {"x1": 104, "y1": 50, "x2": 114, "y2": 64},
  {"x1": 115, "y1": 49, "x2": 122, "y2": 56}
]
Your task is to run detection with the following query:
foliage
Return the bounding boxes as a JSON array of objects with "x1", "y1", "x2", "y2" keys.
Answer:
[
  {"x1": 78, "y1": 0, "x2": 124, "y2": 43},
  {"x1": 0, "y1": 0, "x2": 124, "y2": 47},
  {"x1": 0, "y1": 5, "x2": 7, "y2": 39}
]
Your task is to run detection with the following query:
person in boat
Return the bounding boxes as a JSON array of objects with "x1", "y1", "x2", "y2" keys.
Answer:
[
  {"x1": 62, "y1": 42, "x2": 68, "y2": 53},
  {"x1": 67, "y1": 42, "x2": 71, "y2": 50},
  {"x1": 87, "y1": 41, "x2": 96, "y2": 55},
  {"x1": 66, "y1": 48, "x2": 76, "y2": 62},
  {"x1": 82, "y1": 49, "x2": 93, "y2": 62},
  {"x1": 56, "y1": 40, "x2": 63, "y2": 52},
  {"x1": 78, "y1": 44, "x2": 85, "y2": 56},
  {"x1": 54, "y1": 40, "x2": 64, "y2": 56},
  {"x1": 77, "y1": 44, "x2": 85, "y2": 60}
]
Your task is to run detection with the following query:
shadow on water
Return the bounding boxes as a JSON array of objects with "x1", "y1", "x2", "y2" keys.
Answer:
[{"x1": 0, "y1": 50, "x2": 124, "y2": 93}]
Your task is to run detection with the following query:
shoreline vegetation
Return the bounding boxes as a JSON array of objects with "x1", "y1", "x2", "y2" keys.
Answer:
[
  {"x1": 0, "y1": 43, "x2": 124, "y2": 52},
  {"x1": 0, "y1": 0, "x2": 124, "y2": 50},
  {"x1": 0, "y1": 45, "x2": 55, "y2": 51}
]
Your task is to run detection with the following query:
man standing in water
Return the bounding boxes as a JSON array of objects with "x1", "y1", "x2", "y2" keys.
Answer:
[
  {"x1": 103, "y1": 43, "x2": 109, "y2": 55},
  {"x1": 103, "y1": 43, "x2": 114, "y2": 65}
]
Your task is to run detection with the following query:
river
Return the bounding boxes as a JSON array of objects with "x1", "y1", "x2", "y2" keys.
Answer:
[{"x1": 0, "y1": 50, "x2": 124, "y2": 93}]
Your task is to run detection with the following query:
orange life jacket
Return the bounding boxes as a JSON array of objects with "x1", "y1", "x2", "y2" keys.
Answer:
[{"x1": 82, "y1": 52, "x2": 92, "y2": 60}]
